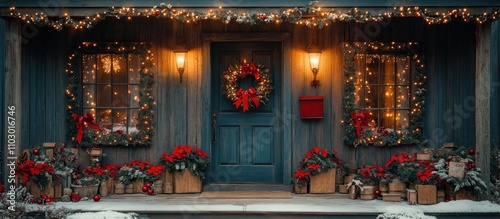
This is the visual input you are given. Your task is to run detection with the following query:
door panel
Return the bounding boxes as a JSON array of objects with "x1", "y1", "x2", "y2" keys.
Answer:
[{"x1": 210, "y1": 42, "x2": 282, "y2": 183}]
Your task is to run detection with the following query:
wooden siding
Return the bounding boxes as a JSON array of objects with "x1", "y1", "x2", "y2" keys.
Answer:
[
  {"x1": 17, "y1": 17, "x2": 480, "y2": 175},
  {"x1": 0, "y1": 18, "x2": 5, "y2": 180},
  {"x1": 492, "y1": 20, "x2": 500, "y2": 151}
]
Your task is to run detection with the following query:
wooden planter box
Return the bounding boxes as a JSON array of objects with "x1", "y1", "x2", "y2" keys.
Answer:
[
  {"x1": 407, "y1": 189, "x2": 417, "y2": 205},
  {"x1": 133, "y1": 180, "x2": 144, "y2": 193},
  {"x1": 174, "y1": 170, "x2": 202, "y2": 193},
  {"x1": 455, "y1": 189, "x2": 476, "y2": 201},
  {"x1": 25, "y1": 180, "x2": 54, "y2": 199},
  {"x1": 360, "y1": 186, "x2": 375, "y2": 200},
  {"x1": 379, "y1": 182, "x2": 389, "y2": 192},
  {"x1": 309, "y1": 168, "x2": 336, "y2": 193},
  {"x1": 343, "y1": 174, "x2": 355, "y2": 185},
  {"x1": 416, "y1": 152, "x2": 432, "y2": 161},
  {"x1": 338, "y1": 184, "x2": 348, "y2": 194},
  {"x1": 299, "y1": 96, "x2": 324, "y2": 119},
  {"x1": 389, "y1": 179, "x2": 407, "y2": 192},
  {"x1": 294, "y1": 183, "x2": 308, "y2": 194},
  {"x1": 71, "y1": 184, "x2": 98, "y2": 198},
  {"x1": 417, "y1": 185, "x2": 437, "y2": 205}
]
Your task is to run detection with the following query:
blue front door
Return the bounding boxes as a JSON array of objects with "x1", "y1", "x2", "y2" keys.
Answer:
[{"x1": 210, "y1": 42, "x2": 282, "y2": 183}]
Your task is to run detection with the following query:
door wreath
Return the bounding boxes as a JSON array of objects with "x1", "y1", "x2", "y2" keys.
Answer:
[{"x1": 221, "y1": 61, "x2": 273, "y2": 112}]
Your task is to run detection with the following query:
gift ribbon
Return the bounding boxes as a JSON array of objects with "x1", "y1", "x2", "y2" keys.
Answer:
[
  {"x1": 350, "y1": 110, "x2": 371, "y2": 137},
  {"x1": 240, "y1": 62, "x2": 260, "y2": 79},
  {"x1": 73, "y1": 113, "x2": 100, "y2": 143},
  {"x1": 234, "y1": 87, "x2": 260, "y2": 112},
  {"x1": 346, "y1": 179, "x2": 365, "y2": 191}
]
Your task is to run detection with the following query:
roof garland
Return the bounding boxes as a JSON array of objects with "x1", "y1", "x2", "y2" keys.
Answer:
[{"x1": 8, "y1": 1, "x2": 500, "y2": 30}]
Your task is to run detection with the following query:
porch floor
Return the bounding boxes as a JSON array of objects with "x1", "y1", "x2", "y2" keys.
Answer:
[{"x1": 48, "y1": 193, "x2": 500, "y2": 218}]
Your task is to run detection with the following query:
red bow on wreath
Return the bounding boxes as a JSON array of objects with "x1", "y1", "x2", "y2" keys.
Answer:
[
  {"x1": 73, "y1": 113, "x2": 100, "y2": 143},
  {"x1": 234, "y1": 87, "x2": 260, "y2": 112},
  {"x1": 350, "y1": 110, "x2": 371, "y2": 137},
  {"x1": 241, "y1": 62, "x2": 260, "y2": 79}
]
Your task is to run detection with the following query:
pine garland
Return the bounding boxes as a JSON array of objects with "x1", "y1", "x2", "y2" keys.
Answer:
[{"x1": 342, "y1": 42, "x2": 427, "y2": 147}]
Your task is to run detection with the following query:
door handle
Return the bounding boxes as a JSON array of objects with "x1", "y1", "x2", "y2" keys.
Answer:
[{"x1": 211, "y1": 112, "x2": 217, "y2": 143}]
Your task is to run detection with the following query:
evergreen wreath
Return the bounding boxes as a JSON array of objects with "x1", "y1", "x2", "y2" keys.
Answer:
[{"x1": 221, "y1": 61, "x2": 273, "y2": 112}]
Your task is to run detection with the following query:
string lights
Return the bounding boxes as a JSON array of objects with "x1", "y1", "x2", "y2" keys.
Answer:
[
  {"x1": 66, "y1": 42, "x2": 155, "y2": 147},
  {"x1": 342, "y1": 42, "x2": 426, "y2": 147},
  {"x1": 9, "y1": 1, "x2": 500, "y2": 30}
]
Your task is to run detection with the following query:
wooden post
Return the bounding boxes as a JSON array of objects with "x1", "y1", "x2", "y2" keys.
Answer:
[
  {"x1": 475, "y1": 22, "x2": 491, "y2": 200},
  {"x1": 4, "y1": 18, "x2": 22, "y2": 184}
]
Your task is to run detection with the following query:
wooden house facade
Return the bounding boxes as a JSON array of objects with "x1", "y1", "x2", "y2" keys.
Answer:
[{"x1": 0, "y1": 0, "x2": 499, "y2": 190}]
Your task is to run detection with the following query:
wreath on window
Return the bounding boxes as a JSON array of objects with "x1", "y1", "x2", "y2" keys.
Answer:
[{"x1": 221, "y1": 61, "x2": 273, "y2": 112}]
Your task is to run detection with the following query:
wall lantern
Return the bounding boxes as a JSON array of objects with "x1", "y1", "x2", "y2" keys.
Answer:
[
  {"x1": 307, "y1": 43, "x2": 321, "y2": 88},
  {"x1": 174, "y1": 43, "x2": 187, "y2": 83}
]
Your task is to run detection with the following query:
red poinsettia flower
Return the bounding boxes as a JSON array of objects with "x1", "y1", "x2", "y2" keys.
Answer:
[
  {"x1": 195, "y1": 148, "x2": 209, "y2": 158},
  {"x1": 294, "y1": 170, "x2": 311, "y2": 179},
  {"x1": 417, "y1": 166, "x2": 435, "y2": 182},
  {"x1": 146, "y1": 165, "x2": 166, "y2": 177},
  {"x1": 307, "y1": 163, "x2": 321, "y2": 171},
  {"x1": 104, "y1": 164, "x2": 119, "y2": 179}
]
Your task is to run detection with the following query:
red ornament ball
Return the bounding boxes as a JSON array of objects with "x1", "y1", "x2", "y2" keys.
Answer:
[
  {"x1": 147, "y1": 189, "x2": 153, "y2": 195},
  {"x1": 374, "y1": 190, "x2": 381, "y2": 196},
  {"x1": 33, "y1": 148, "x2": 40, "y2": 155},
  {"x1": 470, "y1": 163, "x2": 476, "y2": 168},
  {"x1": 41, "y1": 194, "x2": 48, "y2": 200},
  {"x1": 468, "y1": 148, "x2": 475, "y2": 155},
  {"x1": 445, "y1": 198, "x2": 451, "y2": 202},
  {"x1": 93, "y1": 195, "x2": 100, "y2": 202},
  {"x1": 146, "y1": 182, "x2": 152, "y2": 188},
  {"x1": 155, "y1": 11, "x2": 160, "y2": 15},
  {"x1": 61, "y1": 157, "x2": 66, "y2": 161},
  {"x1": 37, "y1": 199, "x2": 43, "y2": 205},
  {"x1": 142, "y1": 186, "x2": 149, "y2": 192},
  {"x1": 29, "y1": 198, "x2": 34, "y2": 204},
  {"x1": 67, "y1": 157, "x2": 71, "y2": 162}
]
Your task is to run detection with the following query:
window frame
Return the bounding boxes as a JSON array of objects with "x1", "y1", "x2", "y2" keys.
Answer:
[
  {"x1": 66, "y1": 42, "x2": 155, "y2": 147},
  {"x1": 342, "y1": 42, "x2": 426, "y2": 147}
]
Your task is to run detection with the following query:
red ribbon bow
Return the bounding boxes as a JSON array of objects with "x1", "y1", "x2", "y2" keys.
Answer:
[
  {"x1": 350, "y1": 110, "x2": 371, "y2": 137},
  {"x1": 240, "y1": 62, "x2": 260, "y2": 79},
  {"x1": 73, "y1": 113, "x2": 100, "y2": 143},
  {"x1": 234, "y1": 87, "x2": 260, "y2": 112}
]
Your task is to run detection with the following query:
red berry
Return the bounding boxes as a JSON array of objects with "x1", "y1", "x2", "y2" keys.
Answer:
[
  {"x1": 142, "y1": 186, "x2": 149, "y2": 192},
  {"x1": 93, "y1": 195, "x2": 100, "y2": 202},
  {"x1": 67, "y1": 157, "x2": 71, "y2": 162},
  {"x1": 37, "y1": 199, "x2": 43, "y2": 205},
  {"x1": 146, "y1": 182, "x2": 152, "y2": 188},
  {"x1": 33, "y1": 149, "x2": 40, "y2": 155},
  {"x1": 147, "y1": 189, "x2": 153, "y2": 195},
  {"x1": 468, "y1": 148, "x2": 475, "y2": 155},
  {"x1": 61, "y1": 157, "x2": 65, "y2": 161}
]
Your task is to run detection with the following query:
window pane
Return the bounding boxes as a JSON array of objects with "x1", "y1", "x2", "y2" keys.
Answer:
[
  {"x1": 381, "y1": 86, "x2": 395, "y2": 108},
  {"x1": 97, "y1": 109, "x2": 112, "y2": 131},
  {"x1": 381, "y1": 55, "x2": 395, "y2": 85},
  {"x1": 113, "y1": 109, "x2": 128, "y2": 128},
  {"x1": 354, "y1": 85, "x2": 363, "y2": 109},
  {"x1": 366, "y1": 55, "x2": 379, "y2": 84},
  {"x1": 129, "y1": 54, "x2": 141, "y2": 84},
  {"x1": 396, "y1": 56, "x2": 410, "y2": 85},
  {"x1": 97, "y1": 85, "x2": 112, "y2": 107},
  {"x1": 365, "y1": 85, "x2": 378, "y2": 109},
  {"x1": 380, "y1": 110, "x2": 395, "y2": 130},
  {"x1": 113, "y1": 85, "x2": 128, "y2": 107},
  {"x1": 82, "y1": 85, "x2": 96, "y2": 107},
  {"x1": 396, "y1": 86, "x2": 411, "y2": 109},
  {"x1": 129, "y1": 85, "x2": 140, "y2": 108},
  {"x1": 97, "y1": 54, "x2": 111, "y2": 83},
  {"x1": 396, "y1": 110, "x2": 410, "y2": 129},
  {"x1": 112, "y1": 54, "x2": 127, "y2": 83},
  {"x1": 354, "y1": 54, "x2": 365, "y2": 85},
  {"x1": 82, "y1": 54, "x2": 96, "y2": 83},
  {"x1": 129, "y1": 109, "x2": 139, "y2": 133},
  {"x1": 368, "y1": 110, "x2": 379, "y2": 128}
]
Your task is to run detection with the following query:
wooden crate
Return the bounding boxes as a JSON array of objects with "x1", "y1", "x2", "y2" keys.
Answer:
[
  {"x1": 443, "y1": 142, "x2": 455, "y2": 148},
  {"x1": 407, "y1": 189, "x2": 417, "y2": 205},
  {"x1": 437, "y1": 190, "x2": 445, "y2": 202},
  {"x1": 379, "y1": 182, "x2": 389, "y2": 192},
  {"x1": 382, "y1": 193, "x2": 401, "y2": 202},
  {"x1": 174, "y1": 170, "x2": 202, "y2": 193},
  {"x1": 309, "y1": 168, "x2": 336, "y2": 193},
  {"x1": 417, "y1": 185, "x2": 437, "y2": 205},
  {"x1": 133, "y1": 180, "x2": 144, "y2": 193},
  {"x1": 449, "y1": 161, "x2": 466, "y2": 178},
  {"x1": 435, "y1": 148, "x2": 453, "y2": 156},
  {"x1": 416, "y1": 152, "x2": 432, "y2": 161},
  {"x1": 360, "y1": 186, "x2": 375, "y2": 200},
  {"x1": 26, "y1": 180, "x2": 54, "y2": 199},
  {"x1": 335, "y1": 169, "x2": 344, "y2": 184},
  {"x1": 455, "y1": 189, "x2": 476, "y2": 201}
]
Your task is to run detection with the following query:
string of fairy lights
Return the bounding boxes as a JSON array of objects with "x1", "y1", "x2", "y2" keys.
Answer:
[
  {"x1": 66, "y1": 42, "x2": 155, "y2": 147},
  {"x1": 8, "y1": 1, "x2": 500, "y2": 30},
  {"x1": 342, "y1": 42, "x2": 426, "y2": 147}
]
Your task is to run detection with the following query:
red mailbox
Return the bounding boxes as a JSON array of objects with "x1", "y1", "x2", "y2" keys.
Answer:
[{"x1": 299, "y1": 96, "x2": 324, "y2": 119}]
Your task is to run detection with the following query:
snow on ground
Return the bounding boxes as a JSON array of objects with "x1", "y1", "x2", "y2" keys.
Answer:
[
  {"x1": 376, "y1": 206, "x2": 436, "y2": 219},
  {"x1": 66, "y1": 210, "x2": 137, "y2": 219}
]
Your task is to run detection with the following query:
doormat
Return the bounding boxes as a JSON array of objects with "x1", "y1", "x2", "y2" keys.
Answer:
[{"x1": 199, "y1": 191, "x2": 292, "y2": 199}]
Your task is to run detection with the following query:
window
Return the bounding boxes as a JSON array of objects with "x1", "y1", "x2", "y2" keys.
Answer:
[
  {"x1": 66, "y1": 42, "x2": 155, "y2": 146},
  {"x1": 342, "y1": 42, "x2": 426, "y2": 147},
  {"x1": 353, "y1": 54, "x2": 411, "y2": 131},
  {"x1": 81, "y1": 53, "x2": 141, "y2": 133}
]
